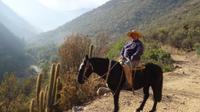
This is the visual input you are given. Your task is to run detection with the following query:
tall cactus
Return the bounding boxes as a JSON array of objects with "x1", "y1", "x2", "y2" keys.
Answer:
[
  {"x1": 52, "y1": 63, "x2": 60, "y2": 104},
  {"x1": 43, "y1": 86, "x2": 48, "y2": 108},
  {"x1": 47, "y1": 63, "x2": 56, "y2": 112},
  {"x1": 29, "y1": 63, "x2": 62, "y2": 112},
  {"x1": 29, "y1": 99, "x2": 35, "y2": 112},
  {"x1": 36, "y1": 73, "x2": 42, "y2": 109},
  {"x1": 55, "y1": 77, "x2": 61, "y2": 102},
  {"x1": 39, "y1": 91, "x2": 44, "y2": 112},
  {"x1": 89, "y1": 44, "x2": 94, "y2": 58}
]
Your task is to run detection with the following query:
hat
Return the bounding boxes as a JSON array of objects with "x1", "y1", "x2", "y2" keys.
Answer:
[{"x1": 127, "y1": 30, "x2": 142, "y2": 38}]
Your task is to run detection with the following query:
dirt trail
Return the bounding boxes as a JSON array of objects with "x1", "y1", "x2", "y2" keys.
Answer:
[{"x1": 73, "y1": 52, "x2": 200, "y2": 112}]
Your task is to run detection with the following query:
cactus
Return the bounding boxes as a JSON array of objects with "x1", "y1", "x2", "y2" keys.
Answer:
[
  {"x1": 89, "y1": 44, "x2": 94, "y2": 58},
  {"x1": 43, "y1": 86, "x2": 48, "y2": 108},
  {"x1": 29, "y1": 99, "x2": 34, "y2": 112},
  {"x1": 29, "y1": 63, "x2": 62, "y2": 112},
  {"x1": 39, "y1": 91, "x2": 44, "y2": 112},
  {"x1": 47, "y1": 63, "x2": 56, "y2": 112},
  {"x1": 52, "y1": 63, "x2": 60, "y2": 104},
  {"x1": 36, "y1": 73, "x2": 42, "y2": 109},
  {"x1": 55, "y1": 77, "x2": 61, "y2": 102}
]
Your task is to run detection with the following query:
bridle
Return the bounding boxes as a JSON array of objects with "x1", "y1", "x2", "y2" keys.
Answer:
[{"x1": 82, "y1": 60, "x2": 94, "y2": 81}]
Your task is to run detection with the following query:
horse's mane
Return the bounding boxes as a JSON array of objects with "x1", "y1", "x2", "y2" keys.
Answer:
[{"x1": 89, "y1": 57, "x2": 119, "y2": 64}]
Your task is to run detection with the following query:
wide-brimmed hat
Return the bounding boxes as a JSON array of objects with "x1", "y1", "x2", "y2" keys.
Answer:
[{"x1": 127, "y1": 30, "x2": 142, "y2": 38}]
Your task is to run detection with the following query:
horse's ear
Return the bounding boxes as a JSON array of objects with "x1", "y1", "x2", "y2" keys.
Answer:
[{"x1": 85, "y1": 55, "x2": 89, "y2": 60}]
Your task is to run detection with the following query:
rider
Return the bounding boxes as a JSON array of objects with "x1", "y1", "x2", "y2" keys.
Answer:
[{"x1": 120, "y1": 29, "x2": 144, "y2": 88}]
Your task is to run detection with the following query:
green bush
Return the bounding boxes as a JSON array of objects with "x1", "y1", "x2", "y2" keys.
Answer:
[
  {"x1": 142, "y1": 43, "x2": 174, "y2": 72},
  {"x1": 106, "y1": 37, "x2": 127, "y2": 59}
]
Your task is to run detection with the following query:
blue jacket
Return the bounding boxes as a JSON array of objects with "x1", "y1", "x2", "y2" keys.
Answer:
[{"x1": 121, "y1": 39, "x2": 144, "y2": 61}]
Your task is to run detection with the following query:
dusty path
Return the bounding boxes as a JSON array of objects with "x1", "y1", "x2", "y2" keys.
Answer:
[{"x1": 73, "y1": 52, "x2": 200, "y2": 112}]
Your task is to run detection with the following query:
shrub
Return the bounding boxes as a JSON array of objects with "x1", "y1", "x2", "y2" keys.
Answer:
[
  {"x1": 0, "y1": 74, "x2": 35, "y2": 112},
  {"x1": 58, "y1": 34, "x2": 106, "y2": 110},
  {"x1": 59, "y1": 34, "x2": 92, "y2": 70},
  {"x1": 59, "y1": 71, "x2": 105, "y2": 110},
  {"x1": 142, "y1": 43, "x2": 174, "y2": 72},
  {"x1": 106, "y1": 36, "x2": 127, "y2": 59}
]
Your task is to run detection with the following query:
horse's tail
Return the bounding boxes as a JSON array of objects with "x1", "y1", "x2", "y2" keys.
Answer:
[{"x1": 157, "y1": 72, "x2": 163, "y2": 102}]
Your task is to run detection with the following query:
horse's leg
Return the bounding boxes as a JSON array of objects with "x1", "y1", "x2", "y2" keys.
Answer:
[
  {"x1": 136, "y1": 86, "x2": 150, "y2": 112},
  {"x1": 149, "y1": 101, "x2": 157, "y2": 112},
  {"x1": 112, "y1": 90, "x2": 120, "y2": 112},
  {"x1": 150, "y1": 84, "x2": 159, "y2": 112}
]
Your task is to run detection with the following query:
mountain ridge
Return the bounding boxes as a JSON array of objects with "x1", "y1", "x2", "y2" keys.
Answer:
[
  {"x1": 33, "y1": 0, "x2": 198, "y2": 46},
  {"x1": 0, "y1": 1, "x2": 38, "y2": 39}
]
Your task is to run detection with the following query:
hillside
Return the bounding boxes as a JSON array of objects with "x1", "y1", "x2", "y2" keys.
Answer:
[
  {"x1": 0, "y1": 23, "x2": 32, "y2": 79},
  {"x1": 33, "y1": 0, "x2": 197, "y2": 45},
  {"x1": 0, "y1": 0, "x2": 38, "y2": 39}
]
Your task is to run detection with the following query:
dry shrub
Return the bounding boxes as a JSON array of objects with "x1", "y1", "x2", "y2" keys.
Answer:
[
  {"x1": 59, "y1": 71, "x2": 105, "y2": 110},
  {"x1": 58, "y1": 34, "x2": 106, "y2": 110},
  {"x1": 59, "y1": 34, "x2": 92, "y2": 70},
  {"x1": 93, "y1": 32, "x2": 110, "y2": 57}
]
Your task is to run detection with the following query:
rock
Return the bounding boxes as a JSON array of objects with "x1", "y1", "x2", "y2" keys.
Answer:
[
  {"x1": 72, "y1": 106, "x2": 84, "y2": 112},
  {"x1": 96, "y1": 87, "x2": 111, "y2": 96}
]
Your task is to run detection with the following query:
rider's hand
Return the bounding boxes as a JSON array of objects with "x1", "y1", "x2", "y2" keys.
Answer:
[{"x1": 120, "y1": 56, "x2": 124, "y2": 60}]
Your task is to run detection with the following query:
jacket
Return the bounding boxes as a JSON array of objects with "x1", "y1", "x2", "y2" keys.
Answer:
[{"x1": 120, "y1": 39, "x2": 144, "y2": 61}]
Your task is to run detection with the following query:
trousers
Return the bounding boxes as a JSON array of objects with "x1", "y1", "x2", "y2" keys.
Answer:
[{"x1": 121, "y1": 59, "x2": 139, "y2": 87}]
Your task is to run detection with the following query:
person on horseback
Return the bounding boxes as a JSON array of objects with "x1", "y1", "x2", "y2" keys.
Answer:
[{"x1": 119, "y1": 29, "x2": 144, "y2": 88}]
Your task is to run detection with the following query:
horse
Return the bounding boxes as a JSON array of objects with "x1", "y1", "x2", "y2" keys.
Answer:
[{"x1": 77, "y1": 55, "x2": 163, "y2": 112}]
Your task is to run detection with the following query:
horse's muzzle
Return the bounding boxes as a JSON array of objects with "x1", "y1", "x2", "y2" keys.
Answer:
[
  {"x1": 78, "y1": 79, "x2": 85, "y2": 84},
  {"x1": 77, "y1": 74, "x2": 85, "y2": 84}
]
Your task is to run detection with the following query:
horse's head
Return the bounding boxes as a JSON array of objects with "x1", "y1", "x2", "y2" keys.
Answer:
[{"x1": 77, "y1": 55, "x2": 94, "y2": 84}]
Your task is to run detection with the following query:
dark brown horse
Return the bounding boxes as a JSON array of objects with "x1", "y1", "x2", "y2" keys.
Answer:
[{"x1": 77, "y1": 55, "x2": 163, "y2": 112}]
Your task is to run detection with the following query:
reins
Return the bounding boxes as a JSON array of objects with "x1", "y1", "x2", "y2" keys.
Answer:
[
  {"x1": 89, "y1": 59, "x2": 124, "y2": 95},
  {"x1": 91, "y1": 59, "x2": 119, "y2": 82},
  {"x1": 82, "y1": 59, "x2": 124, "y2": 95}
]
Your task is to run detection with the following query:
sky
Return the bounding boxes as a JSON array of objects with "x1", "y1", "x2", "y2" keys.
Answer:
[{"x1": 1, "y1": 0, "x2": 110, "y2": 31}]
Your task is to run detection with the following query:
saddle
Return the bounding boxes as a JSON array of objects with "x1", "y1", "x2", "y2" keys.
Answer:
[
  {"x1": 122, "y1": 64, "x2": 145, "y2": 88},
  {"x1": 131, "y1": 64, "x2": 145, "y2": 71}
]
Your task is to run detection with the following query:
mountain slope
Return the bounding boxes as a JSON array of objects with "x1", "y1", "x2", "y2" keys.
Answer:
[
  {"x1": 0, "y1": 0, "x2": 38, "y2": 39},
  {"x1": 0, "y1": 23, "x2": 31, "y2": 78},
  {"x1": 35, "y1": 0, "x2": 190, "y2": 45}
]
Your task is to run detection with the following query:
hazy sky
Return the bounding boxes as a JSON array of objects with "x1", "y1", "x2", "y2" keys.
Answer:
[{"x1": 1, "y1": 0, "x2": 110, "y2": 31}]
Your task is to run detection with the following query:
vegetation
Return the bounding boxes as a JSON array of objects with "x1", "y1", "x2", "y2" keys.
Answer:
[
  {"x1": 58, "y1": 34, "x2": 92, "y2": 70},
  {"x1": 142, "y1": 42, "x2": 174, "y2": 72},
  {"x1": 0, "y1": 74, "x2": 35, "y2": 112},
  {"x1": 58, "y1": 35, "x2": 105, "y2": 110},
  {"x1": 139, "y1": 0, "x2": 200, "y2": 51}
]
